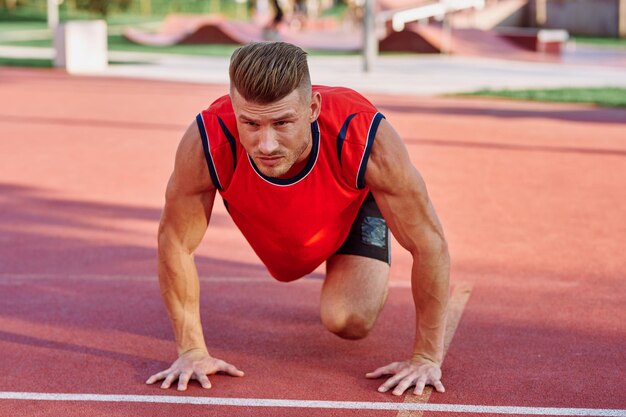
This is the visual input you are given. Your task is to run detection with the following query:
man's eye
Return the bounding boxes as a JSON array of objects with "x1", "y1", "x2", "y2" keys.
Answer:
[{"x1": 275, "y1": 121, "x2": 287, "y2": 126}]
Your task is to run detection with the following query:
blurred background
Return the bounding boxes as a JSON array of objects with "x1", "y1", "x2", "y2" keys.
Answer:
[
  {"x1": 0, "y1": 0, "x2": 624, "y2": 37},
  {"x1": 1, "y1": 1, "x2": 625, "y2": 104}
]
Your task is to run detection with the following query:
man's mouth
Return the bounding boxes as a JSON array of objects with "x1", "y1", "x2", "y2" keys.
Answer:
[{"x1": 256, "y1": 155, "x2": 284, "y2": 167}]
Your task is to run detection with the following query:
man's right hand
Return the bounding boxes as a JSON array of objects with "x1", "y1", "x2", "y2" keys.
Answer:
[{"x1": 146, "y1": 348, "x2": 244, "y2": 391}]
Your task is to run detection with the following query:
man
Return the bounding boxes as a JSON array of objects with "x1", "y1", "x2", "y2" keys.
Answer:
[{"x1": 146, "y1": 42, "x2": 450, "y2": 396}]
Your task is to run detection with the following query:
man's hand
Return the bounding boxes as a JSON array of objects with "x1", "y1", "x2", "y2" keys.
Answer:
[
  {"x1": 146, "y1": 348, "x2": 244, "y2": 391},
  {"x1": 366, "y1": 358, "x2": 445, "y2": 396}
]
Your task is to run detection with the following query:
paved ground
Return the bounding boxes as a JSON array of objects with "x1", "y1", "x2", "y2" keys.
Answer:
[
  {"x1": 0, "y1": 67, "x2": 625, "y2": 416},
  {"x1": 1, "y1": 22, "x2": 626, "y2": 417},
  {"x1": 1, "y1": 41, "x2": 626, "y2": 95}
]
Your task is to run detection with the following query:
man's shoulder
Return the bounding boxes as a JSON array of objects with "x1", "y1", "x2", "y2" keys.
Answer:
[
  {"x1": 314, "y1": 85, "x2": 369, "y2": 102},
  {"x1": 201, "y1": 94, "x2": 235, "y2": 119},
  {"x1": 197, "y1": 94, "x2": 238, "y2": 137},
  {"x1": 196, "y1": 94, "x2": 239, "y2": 154},
  {"x1": 314, "y1": 86, "x2": 379, "y2": 132}
]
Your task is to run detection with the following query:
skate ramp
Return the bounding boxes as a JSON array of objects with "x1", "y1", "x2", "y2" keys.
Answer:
[
  {"x1": 381, "y1": 23, "x2": 560, "y2": 61},
  {"x1": 123, "y1": 15, "x2": 265, "y2": 46},
  {"x1": 123, "y1": 14, "x2": 360, "y2": 51},
  {"x1": 123, "y1": 13, "x2": 560, "y2": 59}
]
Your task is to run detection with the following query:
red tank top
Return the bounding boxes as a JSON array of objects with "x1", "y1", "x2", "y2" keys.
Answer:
[{"x1": 196, "y1": 86, "x2": 385, "y2": 281}]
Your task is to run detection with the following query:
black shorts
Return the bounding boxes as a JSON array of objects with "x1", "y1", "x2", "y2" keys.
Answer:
[{"x1": 334, "y1": 193, "x2": 391, "y2": 264}]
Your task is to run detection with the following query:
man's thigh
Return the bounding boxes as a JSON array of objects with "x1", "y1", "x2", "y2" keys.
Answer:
[
  {"x1": 321, "y1": 192, "x2": 391, "y2": 328},
  {"x1": 321, "y1": 254, "x2": 389, "y2": 322}
]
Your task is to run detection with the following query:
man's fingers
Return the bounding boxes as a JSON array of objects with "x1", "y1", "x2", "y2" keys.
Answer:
[
  {"x1": 412, "y1": 377, "x2": 445, "y2": 395},
  {"x1": 366, "y1": 363, "x2": 400, "y2": 379},
  {"x1": 377, "y1": 369, "x2": 411, "y2": 392},
  {"x1": 413, "y1": 377, "x2": 427, "y2": 395},
  {"x1": 226, "y1": 365, "x2": 243, "y2": 376},
  {"x1": 369, "y1": 361, "x2": 445, "y2": 396},
  {"x1": 227, "y1": 365, "x2": 245, "y2": 377},
  {"x1": 433, "y1": 380, "x2": 445, "y2": 393},
  {"x1": 392, "y1": 376, "x2": 416, "y2": 396},
  {"x1": 146, "y1": 370, "x2": 169, "y2": 385},
  {"x1": 160, "y1": 372, "x2": 178, "y2": 389},
  {"x1": 148, "y1": 356, "x2": 244, "y2": 391},
  {"x1": 197, "y1": 374, "x2": 212, "y2": 389},
  {"x1": 218, "y1": 362, "x2": 245, "y2": 377},
  {"x1": 365, "y1": 368, "x2": 386, "y2": 379},
  {"x1": 177, "y1": 371, "x2": 193, "y2": 391}
]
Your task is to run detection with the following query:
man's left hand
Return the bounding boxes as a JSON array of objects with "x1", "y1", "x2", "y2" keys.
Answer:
[{"x1": 366, "y1": 359, "x2": 445, "y2": 396}]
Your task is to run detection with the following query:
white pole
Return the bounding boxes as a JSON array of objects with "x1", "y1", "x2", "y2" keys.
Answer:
[
  {"x1": 363, "y1": 0, "x2": 377, "y2": 72},
  {"x1": 47, "y1": 0, "x2": 59, "y2": 29},
  {"x1": 617, "y1": 0, "x2": 626, "y2": 39},
  {"x1": 536, "y1": 0, "x2": 547, "y2": 26},
  {"x1": 441, "y1": 14, "x2": 452, "y2": 54}
]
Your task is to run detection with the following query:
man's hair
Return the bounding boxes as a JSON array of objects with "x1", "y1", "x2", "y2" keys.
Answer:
[{"x1": 229, "y1": 42, "x2": 311, "y2": 104}]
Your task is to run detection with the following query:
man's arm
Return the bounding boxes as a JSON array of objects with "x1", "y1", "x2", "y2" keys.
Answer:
[
  {"x1": 364, "y1": 118, "x2": 450, "y2": 396},
  {"x1": 146, "y1": 121, "x2": 244, "y2": 391}
]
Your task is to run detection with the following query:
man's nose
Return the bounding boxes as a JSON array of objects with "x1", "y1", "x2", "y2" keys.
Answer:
[{"x1": 258, "y1": 128, "x2": 279, "y2": 155}]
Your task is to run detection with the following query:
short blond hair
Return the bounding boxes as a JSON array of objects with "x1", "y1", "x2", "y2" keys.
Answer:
[{"x1": 229, "y1": 42, "x2": 311, "y2": 104}]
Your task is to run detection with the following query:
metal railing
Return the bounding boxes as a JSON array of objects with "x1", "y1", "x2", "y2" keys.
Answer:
[{"x1": 383, "y1": 0, "x2": 486, "y2": 31}]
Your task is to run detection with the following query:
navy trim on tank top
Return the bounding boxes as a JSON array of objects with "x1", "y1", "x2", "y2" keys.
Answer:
[
  {"x1": 196, "y1": 113, "x2": 223, "y2": 191},
  {"x1": 336, "y1": 113, "x2": 357, "y2": 166},
  {"x1": 248, "y1": 120, "x2": 320, "y2": 186},
  {"x1": 217, "y1": 116, "x2": 238, "y2": 171},
  {"x1": 356, "y1": 112, "x2": 385, "y2": 189}
]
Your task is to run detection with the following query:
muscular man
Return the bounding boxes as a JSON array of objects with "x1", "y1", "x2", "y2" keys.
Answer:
[{"x1": 146, "y1": 42, "x2": 450, "y2": 396}]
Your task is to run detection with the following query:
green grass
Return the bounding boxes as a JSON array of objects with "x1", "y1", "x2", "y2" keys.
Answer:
[
  {"x1": 0, "y1": 34, "x2": 239, "y2": 56},
  {"x1": 108, "y1": 35, "x2": 240, "y2": 56},
  {"x1": 0, "y1": 32, "x2": 359, "y2": 56},
  {"x1": 0, "y1": 0, "x2": 247, "y2": 24},
  {"x1": 0, "y1": 15, "x2": 159, "y2": 32},
  {"x1": 0, "y1": 37, "x2": 51, "y2": 47},
  {"x1": 0, "y1": 56, "x2": 52, "y2": 67},
  {"x1": 0, "y1": 21, "x2": 48, "y2": 32},
  {"x1": 0, "y1": 9, "x2": 47, "y2": 23},
  {"x1": 0, "y1": 56, "x2": 148, "y2": 67},
  {"x1": 460, "y1": 87, "x2": 626, "y2": 108},
  {"x1": 0, "y1": 0, "x2": 347, "y2": 22},
  {"x1": 571, "y1": 36, "x2": 626, "y2": 49},
  {"x1": 0, "y1": 1, "x2": 351, "y2": 58},
  {"x1": 319, "y1": 2, "x2": 348, "y2": 18}
]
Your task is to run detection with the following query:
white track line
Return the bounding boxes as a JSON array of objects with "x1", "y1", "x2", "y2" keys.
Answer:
[
  {"x1": 0, "y1": 392, "x2": 624, "y2": 416},
  {"x1": 0, "y1": 273, "x2": 414, "y2": 287}
]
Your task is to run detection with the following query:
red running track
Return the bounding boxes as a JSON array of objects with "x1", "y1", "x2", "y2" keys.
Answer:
[{"x1": 0, "y1": 67, "x2": 625, "y2": 416}]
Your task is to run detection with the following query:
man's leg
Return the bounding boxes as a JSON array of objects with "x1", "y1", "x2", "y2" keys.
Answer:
[
  {"x1": 320, "y1": 254, "x2": 389, "y2": 340},
  {"x1": 321, "y1": 193, "x2": 391, "y2": 339}
]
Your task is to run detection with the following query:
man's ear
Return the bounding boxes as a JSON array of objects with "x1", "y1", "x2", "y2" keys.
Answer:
[{"x1": 309, "y1": 91, "x2": 322, "y2": 122}]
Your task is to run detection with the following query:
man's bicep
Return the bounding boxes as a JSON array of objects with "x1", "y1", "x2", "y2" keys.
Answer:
[
  {"x1": 159, "y1": 121, "x2": 217, "y2": 253},
  {"x1": 160, "y1": 179, "x2": 216, "y2": 252},
  {"x1": 365, "y1": 120, "x2": 446, "y2": 254}
]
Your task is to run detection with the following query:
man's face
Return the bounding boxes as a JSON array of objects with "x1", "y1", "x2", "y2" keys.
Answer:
[{"x1": 231, "y1": 87, "x2": 321, "y2": 179}]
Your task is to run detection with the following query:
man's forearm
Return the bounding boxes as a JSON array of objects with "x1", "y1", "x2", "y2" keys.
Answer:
[
  {"x1": 158, "y1": 243, "x2": 208, "y2": 355},
  {"x1": 410, "y1": 242, "x2": 450, "y2": 365}
]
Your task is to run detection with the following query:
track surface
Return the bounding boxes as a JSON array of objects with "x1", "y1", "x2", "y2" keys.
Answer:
[{"x1": 0, "y1": 67, "x2": 625, "y2": 416}]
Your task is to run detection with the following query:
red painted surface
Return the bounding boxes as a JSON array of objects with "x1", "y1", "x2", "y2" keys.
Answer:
[
  {"x1": 0, "y1": 68, "x2": 625, "y2": 416},
  {"x1": 410, "y1": 24, "x2": 561, "y2": 61}
]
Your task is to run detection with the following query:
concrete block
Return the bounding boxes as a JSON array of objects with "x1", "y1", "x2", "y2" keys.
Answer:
[{"x1": 54, "y1": 20, "x2": 108, "y2": 73}]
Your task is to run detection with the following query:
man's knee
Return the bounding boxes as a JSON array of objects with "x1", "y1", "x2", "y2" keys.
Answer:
[{"x1": 320, "y1": 307, "x2": 375, "y2": 340}]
